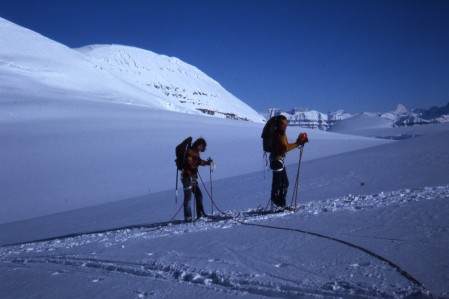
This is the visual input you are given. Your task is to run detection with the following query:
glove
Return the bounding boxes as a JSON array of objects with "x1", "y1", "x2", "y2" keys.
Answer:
[
  {"x1": 296, "y1": 132, "x2": 309, "y2": 146},
  {"x1": 206, "y1": 157, "x2": 213, "y2": 165}
]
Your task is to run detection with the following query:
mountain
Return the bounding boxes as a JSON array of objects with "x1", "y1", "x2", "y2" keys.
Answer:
[
  {"x1": 261, "y1": 107, "x2": 353, "y2": 130},
  {"x1": 379, "y1": 103, "x2": 449, "y2": 126},
  {"x1": 0, "y1": 17, "x2": 264, "y2": 122},
  {"x1": 264, "y1": 103, "x2": 449, "y2": 130}
]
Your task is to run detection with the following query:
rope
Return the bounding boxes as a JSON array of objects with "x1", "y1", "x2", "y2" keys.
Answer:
[
  {"x1": 197, "y1": 171, "x2": 233, "y2": 217},
  {"x1": 234, "y1": 218, "x2": 434, "y2": 298},
  {"x1": 2, "y1": 205, "x2": 186, "y2": 248},
  {"x1": 168, "y1": 201, "x2": 184, "y2": 222}
]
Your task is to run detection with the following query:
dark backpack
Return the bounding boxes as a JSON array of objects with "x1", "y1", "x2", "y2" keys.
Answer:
[
  {"x1": 261, "y1": 115, "x2": 282, "y2": 153},
  {"x1": 175, "y1": 136, "x2": 192, "y2": 170}
]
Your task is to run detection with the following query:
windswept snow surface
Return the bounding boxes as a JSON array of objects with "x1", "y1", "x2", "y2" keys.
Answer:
[{"x1": 1, "y1": 186, "x2": 448, "y2": 298}]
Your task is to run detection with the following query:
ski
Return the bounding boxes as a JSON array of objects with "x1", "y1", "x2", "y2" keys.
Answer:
[
  {"x1": 240, "y1": 205, "x2": 299, "y2": 218},
  {"x1": 191, "y1": 212, "x2": 240, "y2": 224}
]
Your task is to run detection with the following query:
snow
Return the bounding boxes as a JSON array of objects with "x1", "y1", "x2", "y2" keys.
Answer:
[
  {"x1": 76, "y1": 44, "x2": 265, "y2": 122},
  {"x1": 1, "y1": 16, "x2": 449, "y2": 299},
  {"x1": 2, "y1": 100, "x2": 449, "y2": 299}
]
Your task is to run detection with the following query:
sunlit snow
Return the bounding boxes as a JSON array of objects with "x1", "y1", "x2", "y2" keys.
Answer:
[{"x1": 1, "y1": 17, "x2": 449, "y2": 298}]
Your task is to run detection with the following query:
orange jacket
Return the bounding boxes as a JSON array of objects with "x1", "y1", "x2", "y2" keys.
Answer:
[
  {"x1": 183, "y1": 148, "x2": 207, "y2": 177},
  {"x1": 271, "y1": 132, "x2": 298, "y2": 159}
]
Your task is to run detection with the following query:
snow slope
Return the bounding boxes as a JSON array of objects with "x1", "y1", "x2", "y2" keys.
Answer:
[
  {"x1": 77, "y1": 44, "x2": 264, "y2": 121},
  {"x1": 0, "y1": 17, "x2": 263, "y2": 122},
  {"x1": 0, "y1": 18, "x2": 162, "y2": 109},
  {"x1": 1, "y1": 104, "x2": 448, "y2": 298}
]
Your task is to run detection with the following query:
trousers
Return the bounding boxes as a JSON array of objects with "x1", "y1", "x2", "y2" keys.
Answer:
[
  {"x1": 270, "y1": 159, "x2": 289, "y2": 207},
  {"x1": 182, "y1": 175, "x2": 206, "y2": 220}
]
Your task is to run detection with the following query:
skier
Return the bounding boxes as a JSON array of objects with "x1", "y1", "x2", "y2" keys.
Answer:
[
  {"x1": 270, "y1": 115, "x2": 307, "y2": 209},
  {"x1": 182, "y1": 137, "x2": 212, "y2": 222}
]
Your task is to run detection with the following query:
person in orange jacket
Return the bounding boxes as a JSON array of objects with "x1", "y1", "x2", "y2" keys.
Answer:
[
  {"x1": 182, "y1": 137, "x2": 212, "y2": 222},
  {"x1": 270, "y1": 115, "x2": 307, "y2": 209}
]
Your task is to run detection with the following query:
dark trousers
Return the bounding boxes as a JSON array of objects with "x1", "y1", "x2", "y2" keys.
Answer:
[
  {"x1": 270, "y1": 159, "x2": 289, "y2": 207},
  {"x1": 182, "y1": 175, "x2": 206, "y2": 220}
]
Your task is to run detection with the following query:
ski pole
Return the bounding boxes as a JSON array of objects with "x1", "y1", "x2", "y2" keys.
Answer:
[
  {"x1": 291, "y1": 146, "x2": 300, "y2": 209},
  {"x1": 210, "y1": 162, "x2": 214, "y2": 216},
  {"x1": 295, "y1": 145, "x2": 304, "y2": 212},
  {"x1": 193, "y1": 180, "x2": 197, "y2": 220},
  {"x1": 291, "y1": 145, "x2": 304, "y2": 211},
  {"x1": 265, "y1": 197, "x2": 272, "y2": 211},
  {"x1": 175, "y1": 169, "x2": 179, "y2": 204}
]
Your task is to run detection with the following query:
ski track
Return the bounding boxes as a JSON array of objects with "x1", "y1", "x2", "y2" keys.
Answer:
[
  {"x1": 2, "y1": 185, "x2": 446, "y2": 298},
  {"x1": 1, "y1": 254, "x2": 425, "y2": 298}
]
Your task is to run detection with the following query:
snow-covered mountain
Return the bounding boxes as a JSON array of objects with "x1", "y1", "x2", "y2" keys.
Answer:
[
  {"x1": 0, "y1": 17, "x2": 264, "y2": 122},
  {"x1": 262, "y1": 107, "x2": 353, "y2": 130},
  {"x1": 264, "y1": 103, "x2": 449, "y2": 130},
  {"x1": 382, "y1": 103, "x2": 449, "y2": 126}
]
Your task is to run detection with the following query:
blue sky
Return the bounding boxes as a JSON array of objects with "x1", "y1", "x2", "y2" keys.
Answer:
[{"x1": 1, "y1": 0, "x2": 448, "y2": 113}]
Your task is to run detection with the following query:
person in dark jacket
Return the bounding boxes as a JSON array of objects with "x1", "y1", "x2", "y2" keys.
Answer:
[
  {"x1": 270, "y1": 115, "x2": 307, "y2": 209},
  {"x1": 182, "y1": 137, "x2": 212, "y2": 222}
]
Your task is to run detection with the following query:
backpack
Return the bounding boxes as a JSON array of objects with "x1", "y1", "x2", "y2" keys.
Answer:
[
  {"x1": 261, "y1": 115, "x2": 281, "y2": 153},
  {"x1": 175, "y1": 136, "x2": 192, "y2": 170}
]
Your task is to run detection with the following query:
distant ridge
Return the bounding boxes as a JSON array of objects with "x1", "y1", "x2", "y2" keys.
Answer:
[{"x1": 262, "y1": 103, "x2": 449, "y2": 130}]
